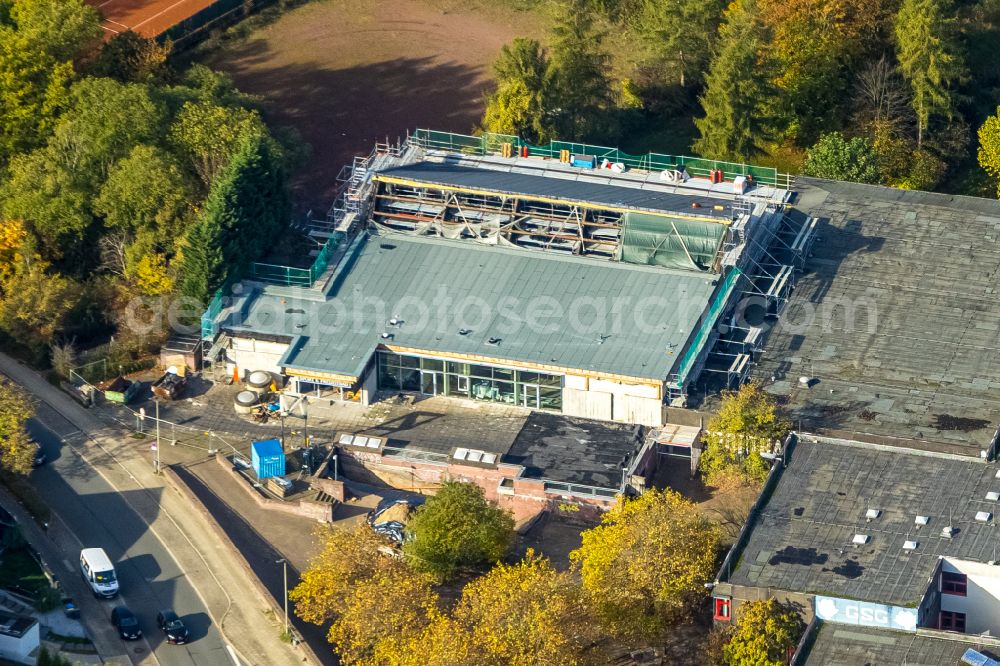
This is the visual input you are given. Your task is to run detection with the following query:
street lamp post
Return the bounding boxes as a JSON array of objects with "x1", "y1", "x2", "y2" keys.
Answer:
[
  {"x1": 154, "y1": 398, "x2": 161, "y2": 474},
  {"x1": 276, "y1": 558, "x2": 288, "y2": 636}
]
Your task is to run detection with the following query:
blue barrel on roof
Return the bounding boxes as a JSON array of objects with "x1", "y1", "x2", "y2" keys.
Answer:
[{"x1": 251, "y1": 439, "x2": 285, "y2": 479}]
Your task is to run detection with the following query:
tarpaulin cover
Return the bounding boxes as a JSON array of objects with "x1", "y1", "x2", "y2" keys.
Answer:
[{"x1": 620, "y1": 212, "x2": 725, "y2": 272}]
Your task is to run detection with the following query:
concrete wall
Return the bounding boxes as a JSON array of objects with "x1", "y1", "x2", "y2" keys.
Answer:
[
  {"x1": 0, "y1": 623, "x2": 37, "y2": 664},
  {"x1": 940, "y1": 558, "x2": 1000, "y2": 634},
  {"x1": 228, "y1": 337, "x2": 289, "y2": 376}
]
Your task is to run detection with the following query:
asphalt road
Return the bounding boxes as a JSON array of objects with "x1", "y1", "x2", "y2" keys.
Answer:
[
  {"x1": 172, "y1": 466, "x2": 339, "y2": 666},
  {"x1": 26, "y1": 403, "x2": 238, "y2": 666}
]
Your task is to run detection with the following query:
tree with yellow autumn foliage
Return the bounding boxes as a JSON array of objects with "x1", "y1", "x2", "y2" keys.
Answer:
[
  {"x1": 721, "y1": 598, "x2": 804, "y2": 665},
  {"x1": 452, "y1": 551, "x2": 599, "y2": 665},
  {"x1": 699, "y1": 381, "x2": 790, "y2": 486},
  {"x1": 571, "y1": 489, "x2": 721, "y2": 641}
]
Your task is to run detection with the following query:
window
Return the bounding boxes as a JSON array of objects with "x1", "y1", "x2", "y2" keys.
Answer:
[
  {"x1": 942, "y1": 571, "x2": 968, "y2": 596},
  {"x1": 714, "y1": 597, "x2": 731, "y2": 621},
  {"x1": 940, "y1": 611, "x2": 966, "y2": 632}
]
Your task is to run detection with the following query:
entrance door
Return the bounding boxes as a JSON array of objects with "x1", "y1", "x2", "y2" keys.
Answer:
[
  {"x1": 420, "y1": 370, "x2": 438, "y2": 395},
  {"x1": 456, "y1": 376, "x2": 469, "y2": 393},
  {"x1": 521, "y1": 383, "x2": 540, "y2": 408}
]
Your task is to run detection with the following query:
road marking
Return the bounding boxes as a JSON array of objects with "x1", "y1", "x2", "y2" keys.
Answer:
[
  {"x1": 226, "y1": 645, "x2": 241, "y2": 665},
  {"x1": 132, "y1": 0, "x2": 198, "y2": 30},
  {"x1": 62, "y1": 559, "x2": 73, "y2": 573}
]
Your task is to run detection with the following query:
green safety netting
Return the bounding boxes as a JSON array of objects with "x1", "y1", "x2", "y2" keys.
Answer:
[{"x1": 620, "y1": 212, "x2": 725, "y2": 272}]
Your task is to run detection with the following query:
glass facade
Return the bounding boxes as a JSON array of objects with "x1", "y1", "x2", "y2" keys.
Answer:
[{"x1": 377, "y1": 351, "x2": 562, "y2": 410}]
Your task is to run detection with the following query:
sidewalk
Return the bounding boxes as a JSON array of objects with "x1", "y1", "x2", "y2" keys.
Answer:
[
  {"x1": 0, "y1": 484, "x2": 131, "y2": 665},
  {"x1": 0, "y1": 354, "x2": 310, "y2": 666}
]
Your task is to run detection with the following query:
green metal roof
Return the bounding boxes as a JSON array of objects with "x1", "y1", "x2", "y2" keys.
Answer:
[{"x1": 220, "y1": 234, "x2": 720, "y2": 381}]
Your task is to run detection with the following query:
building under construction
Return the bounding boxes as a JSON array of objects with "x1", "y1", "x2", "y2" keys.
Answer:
[{"x1": 202, "y1": 130, "x2": 815, "y2": 428}]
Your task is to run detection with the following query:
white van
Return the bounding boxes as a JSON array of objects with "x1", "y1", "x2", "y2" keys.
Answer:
[{"x1": 80, "y1": 548, "x2": 119, "y2": 598}]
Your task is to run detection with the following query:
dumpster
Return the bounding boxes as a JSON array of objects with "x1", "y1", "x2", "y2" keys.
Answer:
[
  {"x1": 98, "y1": 376, "x2": 140, "y2": 404},
  {"x1": 251, "y1": 439, "x2": 285, "y2": 479}
]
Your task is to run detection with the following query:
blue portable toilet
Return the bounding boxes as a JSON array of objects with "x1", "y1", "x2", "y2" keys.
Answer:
[{"x1": 251, "y1": 439, "x2": 285, "y2": 479}]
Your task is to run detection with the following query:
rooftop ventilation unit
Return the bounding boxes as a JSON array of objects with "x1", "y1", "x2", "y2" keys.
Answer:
[
  {"x1": 852, "y1": 534, "x2": 870, "y2": 546},
  {"x1": 915, "y1": 515, "x2": 930, "y2": 527},
  {"x1": 987, "y1": 492, "x2": 1000, "y2": 501},
  {"x1": 976, "y1": 511, "x2": 993, "y2": 523},
  {"x1": 866, "y1": 509, "x2": 881, "y2": 521},
  {"x1": 903, "y1": 540, "x2": 918, "y2": 551},
  {"x1": 942, "y1": 526, "x2": 955, "y2": 538}
]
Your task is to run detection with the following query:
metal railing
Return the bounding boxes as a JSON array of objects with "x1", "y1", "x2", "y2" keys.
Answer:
[
  {"x1": 381, "y1": 446, "x2": 451, "y2": 464},
  {"x1": 411, "y1": 129, "x2": 792, "y2": 188},
  {"x1": 246, "y1": 231, "x2": 343, "y2": 288},
  {"x1": 542, "y1": 480, "x2": 620, "y2": 500}
]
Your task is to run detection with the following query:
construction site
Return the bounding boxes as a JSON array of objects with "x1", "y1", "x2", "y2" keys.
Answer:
[{"x1": 202, "y1": 130, "x2": 815, "y2": 420}]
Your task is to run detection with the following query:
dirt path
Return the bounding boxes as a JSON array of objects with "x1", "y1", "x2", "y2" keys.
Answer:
[{"x1": 206, "y1": 0, "x2": 542, "y2": 209}]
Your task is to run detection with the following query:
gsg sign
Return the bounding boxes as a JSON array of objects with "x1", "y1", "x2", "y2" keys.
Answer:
[{"x1": 814, "y1": 595, "x2": 918, "y2": 632}]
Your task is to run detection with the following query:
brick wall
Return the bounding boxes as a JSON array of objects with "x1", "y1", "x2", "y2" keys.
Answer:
[{"x1": 340, "y1": 449, "x2": 615, "y2": 523}]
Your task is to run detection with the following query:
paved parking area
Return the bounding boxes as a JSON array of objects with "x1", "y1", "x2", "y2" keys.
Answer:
[{"x1": 106, "y1": 381, "x2": 530, "y2": 461}]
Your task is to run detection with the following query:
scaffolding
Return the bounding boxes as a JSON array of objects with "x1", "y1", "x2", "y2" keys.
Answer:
[{"x1": 368, "y1": 179, "x2": 742, "y2": 272}]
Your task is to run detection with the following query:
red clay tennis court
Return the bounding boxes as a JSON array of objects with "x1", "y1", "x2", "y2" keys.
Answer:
[{"x1": 87, "y1": 0, "x2": 216, "y2": 38}]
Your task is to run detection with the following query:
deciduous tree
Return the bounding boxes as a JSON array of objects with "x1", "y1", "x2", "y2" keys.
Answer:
[
  {"x1": 168, "y1": 100, "x2": 267, "y2": 186},
  {"x1": 0, "y1": 0, "x2": 99, "y2": 159},
  {"x1": 0, "y1": 264, "x2": 80, "y2": 356},
  {"x1": 570, "y1": 489, "x2": 721, "y2": 641},
  {"x1": 721, "y1": 598, "x2": 804, "y2": 666},
  {"x1": 699, "y1": 381, "x2": 789, "y2": 486},
  {"x1": 894, "y1": 0, "x2": 965, "y2": 147},
  {"x1": 95, "y1": 144, "x2": 193, "y2": 241},
  {"x1": 403, "y1": 481, "x2": 514, "y2": 581},
  {"x1": 482, "y1": 38, "x2": 552, "y2": 143},
  {"x1": 53, "y1": 77, "x2": 167, "y2": 181},
  {"x1": 803, "y1": 132, "x2": 881, "y2": 183},
  {"x1": 331, "y1": 563, "x2": 438, "y2": 666},
  {"x1": 8, "y1": 0, "x2": 101, "y2": 61},
  {"x1": 91, "y1": 31, "x2": 172, "y2": 83},
  {"x1": 978, "y1": 107, "x2": 1000, "y2": 196},
  {"x1": 1, "y1": 147, "x2": 92, "y2": 260},
  {"x1": 453, "y1": 552, "x2": 596, "y2": 665},
  {"x1": 289, "y1": 525, "x2": 389, "y2": 626},
  {"x1": 760, "y1": 0, "x2": 855, "y2": 143},
  {"x1": 0, "y1": 380, "x2": 35, "y2": 474}
]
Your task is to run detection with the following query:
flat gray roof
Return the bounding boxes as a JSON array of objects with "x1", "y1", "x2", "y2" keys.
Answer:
[
  {"x1": 377, "y1": 162, "x2": 735, "y2": 221},
  {"x1": 727, "y1": 437, "x2": 1000, "y2": 606},
  {"x1": 222, "y1": 233, "x2": 718, "y2": 381},
  {"x1": 504, "y1": 412, "x2": 642, "y2": 488},
  {"x1": 803, "y1": 624, "x2": 997, "y2": 665},
  {"x1": 754, "y1": 178, "x2": 1000, "y2": 455}
]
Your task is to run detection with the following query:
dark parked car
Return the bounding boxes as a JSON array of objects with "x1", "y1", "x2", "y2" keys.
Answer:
[
  {"x1": 156, "y1": 609, "x2": 189, "y2": 645},
  {"x1": 110, "y1": 606, "x2": 141, "y2": 640}
]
